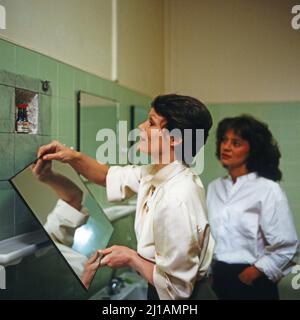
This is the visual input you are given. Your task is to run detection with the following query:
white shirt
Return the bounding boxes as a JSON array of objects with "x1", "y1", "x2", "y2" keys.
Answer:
[
  {"x1": 106, "y1": 160, "x2": 214, "y2": 300},
  {"x1": 207, "y1": 172, "x2": 299, "y2": 282},
  {"x1": 44, "y1": 199, "x2": 89, "y2": 277}
]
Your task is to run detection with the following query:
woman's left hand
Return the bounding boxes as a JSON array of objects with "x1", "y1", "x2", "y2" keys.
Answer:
[
  {"x1": 31, "y1": 158, "x2": 53, "y2": 182},
  {"x1": 238, "y1": 266, "x2": 263, "y2": 286},
  {"x1": 81, "y1": 251, "x2": 103, "y2": 289},
  {"x1": 100, "y1": 245, "x2": 137, "y2": 269}
]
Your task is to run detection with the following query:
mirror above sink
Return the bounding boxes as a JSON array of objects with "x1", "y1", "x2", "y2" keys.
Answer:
[{"x1": 77, "y1": 91, "x2": 136, "y2": 219}]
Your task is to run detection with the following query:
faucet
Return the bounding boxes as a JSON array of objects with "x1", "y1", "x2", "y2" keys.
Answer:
[{"x1": 108, "y1": 270, "x2": 125, "y2": 295}]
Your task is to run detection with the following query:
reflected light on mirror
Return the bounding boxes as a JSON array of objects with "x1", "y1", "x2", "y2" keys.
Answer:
[{"x1": 73, "y1": 225, "x2": 93, "y2": 249}]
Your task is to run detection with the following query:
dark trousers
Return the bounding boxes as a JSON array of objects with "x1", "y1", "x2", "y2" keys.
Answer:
[
  {"x1": 211, "y1": 260, "x2": 279, "y2": 300},
  {"x1": 147, "y1": 284, "x2": 160, "y2": 300}
]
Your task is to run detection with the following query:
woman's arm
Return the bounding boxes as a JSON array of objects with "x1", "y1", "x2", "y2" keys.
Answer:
[
  {"x1": 99, "y1": 246, "x2": 155, "y2": 285},
  {"x1": 32, "y1": 159, "x2": 83, "y2": 211},
  {"x1": 254, "y1": 188, "x2": 299, "y2": 282},
  {"x1": 81, "y1": 251, "x2": 103, "y2": 289},
  {"x1": 81, "y1": 247, "x2": 155, "y2": 289},
  {"x1": 130, "y1": 253, "x2": 155, "y2": 285},
  {"x1": 37, "y1": 140, "x2": 109, "y2": 187},
  {"x1": 238, "y1": 266, "x2": 263, "y2": 285}
]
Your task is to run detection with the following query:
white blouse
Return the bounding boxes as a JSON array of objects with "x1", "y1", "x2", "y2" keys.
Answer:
[
  {"x1": 44, "y1": 199, "x2": 89, "y2": 277},
  {"x1": 106, "y1": 160, "x2": 214, "y2": 300},
  {"x1": 207, "y1": 172, "x2": 299, "y2": 282}
]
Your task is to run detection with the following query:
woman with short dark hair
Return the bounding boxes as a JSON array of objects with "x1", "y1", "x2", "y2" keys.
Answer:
[
  {"x1": 38, "y1": 94, "x2": 215, "y2": 300},
  {"x1": 207, "y1": 115, "x2": 299, "y2": 300}
]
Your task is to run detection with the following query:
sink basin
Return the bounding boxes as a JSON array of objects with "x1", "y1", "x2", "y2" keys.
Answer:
[
  {"x1": 0, "y1": 230, "x2": 50, "y2": 265},
  {"x1": 103, "y1": 205, "x2": 136, "y2": 222},
  {"x1": 89, "y1": 271, "x2": 147, "y2": 300},
  {"x1": 123, "y1": 284, "x2": 147, "y2": 300}
]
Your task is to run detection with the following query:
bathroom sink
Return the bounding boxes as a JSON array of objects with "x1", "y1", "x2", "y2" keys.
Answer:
[
  {"x1": 89, "y1": 271, "x2": 147, "y2": 300},
  {"x1": 103, "y1": 205, "x2": 136, "y2": 222},
  {"x1": 122, "y1": 284, "x2": 147, "y2": 300},
  {"x1": 0, "y1": 230, "x2": 50, "y2": 265}
]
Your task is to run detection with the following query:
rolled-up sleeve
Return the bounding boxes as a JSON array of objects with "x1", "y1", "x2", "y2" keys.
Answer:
[
  {"x1": 44, "y1": 199, "x2": 89, "y2": 247},
  {"x1": 254, "y1": 188, "x2": 299, "y2": 282},
  {"x1": 106, "y1": 165, "x2": 141, "y2": 202},
  {"x1": 152, "y1": 198, "x2": 212, "y2": 299}
]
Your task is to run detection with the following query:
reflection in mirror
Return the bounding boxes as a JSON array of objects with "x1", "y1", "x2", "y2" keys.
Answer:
[
  {"x1": 78, "y1": 91, "x2": 118, "y2": 207},
  {"x1": 78, "y1": 91, "x2": 118, "y2": 160},
  {"x1": 10, "y1": 160, "x2": 114, "y2": 289}
]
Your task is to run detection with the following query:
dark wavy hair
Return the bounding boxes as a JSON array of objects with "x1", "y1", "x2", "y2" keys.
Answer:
[
  {"x1": 151, "y1": 94, "x2": 213, "y2": 163},
  {"x1": 216, "y1": 115, "x2": 282, "y2": 181}
]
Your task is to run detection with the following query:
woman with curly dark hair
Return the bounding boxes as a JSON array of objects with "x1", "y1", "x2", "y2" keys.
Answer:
[{"x1": 207, "y1": 115, "x2": 299, "y2": 300}]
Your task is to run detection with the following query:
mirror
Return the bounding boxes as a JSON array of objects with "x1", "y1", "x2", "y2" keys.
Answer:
[
  {"x1": 78, "y1": 91, "x2": 118, "y2": 207},
  {"x1": 10, "y1": 160, "x2": 114, "y2": 289},
  {"x1": 78, "y1": 91, "x2": 118, "y2": 159}
]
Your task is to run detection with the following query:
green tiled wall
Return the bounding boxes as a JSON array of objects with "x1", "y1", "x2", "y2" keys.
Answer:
[
  {"x1": 0, "y1": 85, "x2": 14, "y2": 132},
  {"x1": 39, "y1": 94, "x2": 52, "y2": 136},
  {"x1": 0, "y1": 133, "x2": 14, "y2": 180},
  {"x1": 14, "y1": 134, "x2": 50, "y2": 173},
  {"x1": 0, "y1": 37, "x2": 151, "y2": 300},
  {"x1": 201, "y1": 102, "x2": 300, "y2": 300},
  {"x1": 0, "y1": 41, "x2": 16, "y2": 73},
  {"x1": 0, "y1": 181, "x2": 14, "y2": 242},
  {"x1": 0, "y1": 71, "x2": 15, "y2": 87},
  {"x1": 16, "y1": 47, "x2": 39, "y2": 79}
]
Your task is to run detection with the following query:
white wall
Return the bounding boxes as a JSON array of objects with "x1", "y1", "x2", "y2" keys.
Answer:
[
  {"x1": 0, "y1": 0, "x2": 165, "y2": 97},
  {"x1": 2, "y1": 0, "x2": 299, "y2": 102},
  {"x1": 117, "y1": 0, "x2": 165, "y2": 97},
  {"x1": 0, "y1": 0, "x2": 112, "y2": 79},
  {"x1": 165, "y1": 0, "x2": 300, "y2": 103}
]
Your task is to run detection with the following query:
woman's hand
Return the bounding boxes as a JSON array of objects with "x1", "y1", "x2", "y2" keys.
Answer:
[
  {"x1": 99, "y1": 245, "x2": 137, "y2": 269},
  {"x1": 99, "y1": 246, "x2": 155, "y2": 285},
  {"x1": 38, "y1": 140, "x2": 79, "y2": 164},
  {"x1": 38, "y1": 140, "x2": 109, "y2": 187},
  {"x1": 81, "y1": 251, "x2": 103, "y2": 289},
  {"x1": 238, "y1": 266, "x2": 263, "y2": 286},
  {"x1": 31, "y1": 159, "x2": 53, "y2": 182},
  {"x1": 32, "y1": 156, "x2": 83, "y2": 210}
]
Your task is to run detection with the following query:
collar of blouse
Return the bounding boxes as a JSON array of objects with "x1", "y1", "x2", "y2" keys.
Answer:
[{"x1": 141, "y1": 160, "x2": 188, "y2": 187}]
